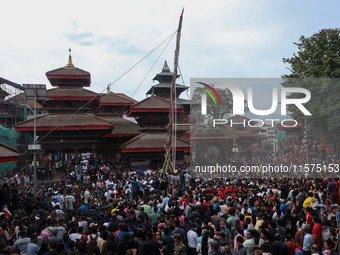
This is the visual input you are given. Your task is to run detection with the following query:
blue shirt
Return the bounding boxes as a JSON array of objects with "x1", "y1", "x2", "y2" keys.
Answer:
[
  {"x1": 197, "y1": 235, "x2": 202, "y2": 244},
  {"x1": 303, "y1": 233, "x2": 313, "y2": 251},
  {"x1": 116, "y1": 230, "x2": 134, "y2": 246},
  {"x1": 63, "y1": 242, "x2": 70, "y2": 251},
  {"x1": 213, "y1": 203, "x2": 219, "y2": 211},
  {"x1": 27, "y1": 242, "x2": 40, "y2": 255},
  {"x1": 163, "y1": 197, "x2": 169, "y2": 208},
  {"x1": 280, "y1": 203, "x2": 287, "y2": 215},
  {"x1": 79, "y1": 204, "x2": 87, "y2": 215}
]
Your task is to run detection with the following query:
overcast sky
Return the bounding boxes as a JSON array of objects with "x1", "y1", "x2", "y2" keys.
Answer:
[{"x1": 1, "y1": 0, "x2": 339, "y2": 102}]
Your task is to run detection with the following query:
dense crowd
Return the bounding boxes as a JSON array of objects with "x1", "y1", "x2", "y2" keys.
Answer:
[{"x1": 1, "y1": 155, "x2": 340, "y2": 255}]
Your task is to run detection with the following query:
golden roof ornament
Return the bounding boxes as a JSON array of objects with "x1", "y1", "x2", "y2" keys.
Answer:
[
  {"x1": 106, "y1": 85, "x2": 111, "y2": 94},
  {"x1": 65, "y1": 48, "x2": 75, "y2": 69},
  {"x1": 162, "y1": 61, "x2": 170, "y2": 72}
]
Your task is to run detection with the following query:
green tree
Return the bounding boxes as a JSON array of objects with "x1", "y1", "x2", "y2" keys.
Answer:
[{"x1": 282, "y1": 28, "x2": 340, "y2": 144}]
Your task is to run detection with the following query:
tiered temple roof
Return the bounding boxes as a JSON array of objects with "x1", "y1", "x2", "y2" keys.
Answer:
[
  {"x1": 46, "y1": 49, "x2": 91, "y2": 87},
  {"x1": 0, "y1": 142, "x2": 19, "y2": 164},
  {"x1": 119, "y1": 133, "x2": 190, "y2": 153},
  {"x1": 127, "y1": 96, "x2": 184, "y2": 117},
  {"x1": 15, "y1": 113, "x2": 113, "y2": 131},
  {"x1": 146, "y1": 61, "x2": 188, "y2": 98}
]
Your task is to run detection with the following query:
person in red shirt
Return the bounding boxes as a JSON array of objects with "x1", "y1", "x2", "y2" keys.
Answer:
[
  {"x1": 285, "y1": 234, "x2": 300, "y2": 255},
  {"x1": 306, "y1": 207, "x2": 313, "y2": 230},
  {"x1": 311, "y1": 216, "x2": 322, "y2": 244}
]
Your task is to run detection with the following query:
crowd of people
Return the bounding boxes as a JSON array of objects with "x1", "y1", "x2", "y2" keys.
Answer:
[{"x1": 1, "y1": 155, "x2": 340, "y2": 255}]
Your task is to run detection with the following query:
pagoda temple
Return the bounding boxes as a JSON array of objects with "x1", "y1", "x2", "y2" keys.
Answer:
[
  {"x1": 146, "y1": 61, "x2": 190, "y2": 125},
  {"x1": 15, "y1": 50, "x2": 116, "y2": 155},
  {"x1": 119, "y1": 62, "x2": 190, "y2": 161},
  {"x1": 14, "y1": 54, "x2": 192, "y2": 165}
]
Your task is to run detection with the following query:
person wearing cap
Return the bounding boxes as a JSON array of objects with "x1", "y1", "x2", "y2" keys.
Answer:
[
  {"x1": 187, "y1": 223, "x2": 198, "y2": 255},
  {"x1": 210, "y1": 240, "x2": 221, "y2": 255},
  {"x1": 212, "y1": 198, "x2": 219, "y2": 211},
  {"x1": 173, "y1": 233, "x2": 186, "y2": 255},
  {"x1": 48, "y1": 228, "x2": 62, "y2": 247},
  {"x1": 219, "y1": 222, "x2": 232, "y2": 245}
]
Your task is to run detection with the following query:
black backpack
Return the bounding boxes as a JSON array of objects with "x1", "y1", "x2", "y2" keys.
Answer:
[{"x1": 89, "y1": 234, "x2": 98, "y2": 246}]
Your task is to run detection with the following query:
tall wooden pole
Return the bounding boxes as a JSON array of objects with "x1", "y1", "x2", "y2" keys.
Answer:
[{"x1": 164, "y1": 8, "x2": 184, "y2": 174}]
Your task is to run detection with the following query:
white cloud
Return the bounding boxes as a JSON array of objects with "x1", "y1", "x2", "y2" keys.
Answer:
[{"x1": 0, "y1": 0, "x2": 339, "y2": 101}]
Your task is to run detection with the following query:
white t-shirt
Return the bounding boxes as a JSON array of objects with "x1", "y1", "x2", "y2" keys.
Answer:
[
  {"x1": 65, "y1": 195, "x2": 75, "y2": 210},
  {"x1": 105, "y1": 180, "x2": 113, "y2": 189},
  {"x1": 187, "y1": 230, "x2": 198, "y2": 248},
  {"x1": 84, "y1": 190, "x2": 91, "y2": 204},
  {"x1": 70, "y1": 233, "x2": 82, "y2": 242}
]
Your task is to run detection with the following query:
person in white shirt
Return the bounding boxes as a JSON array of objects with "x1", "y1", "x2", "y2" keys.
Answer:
[
  {"x1": 51, "y1": 199, "x2": 60, "y2": 208},
  {"x1": 59, "y1": 190, "x2": 65, "y2": 210},
  {"x1": 187, "y1": 223, "x2": 198, "y2": 255},
  {"x1": 105, "y1": 179, "x2": 113, "y2": 189},
  {"x1": 84, "y1": 188, "x2": 91, "y2": 212},
  {"x1": 69, "y1": 226, "x2": 84, "y2": 242}
]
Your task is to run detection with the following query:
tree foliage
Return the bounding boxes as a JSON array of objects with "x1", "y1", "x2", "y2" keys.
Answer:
[{"x1": 282, "y1": 28, "x2": 340, "y2": 144}]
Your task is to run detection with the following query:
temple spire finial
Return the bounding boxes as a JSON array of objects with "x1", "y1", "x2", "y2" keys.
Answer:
[
  {"x1": 162, "y1": 61, "x2": 170, "y2": 72},
  {"x1": 65, "y1": 48, "x2": 75, "y2": 69},
  {"x1": 106, "y1": 85, "x2": 111, "y2": 94}
]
